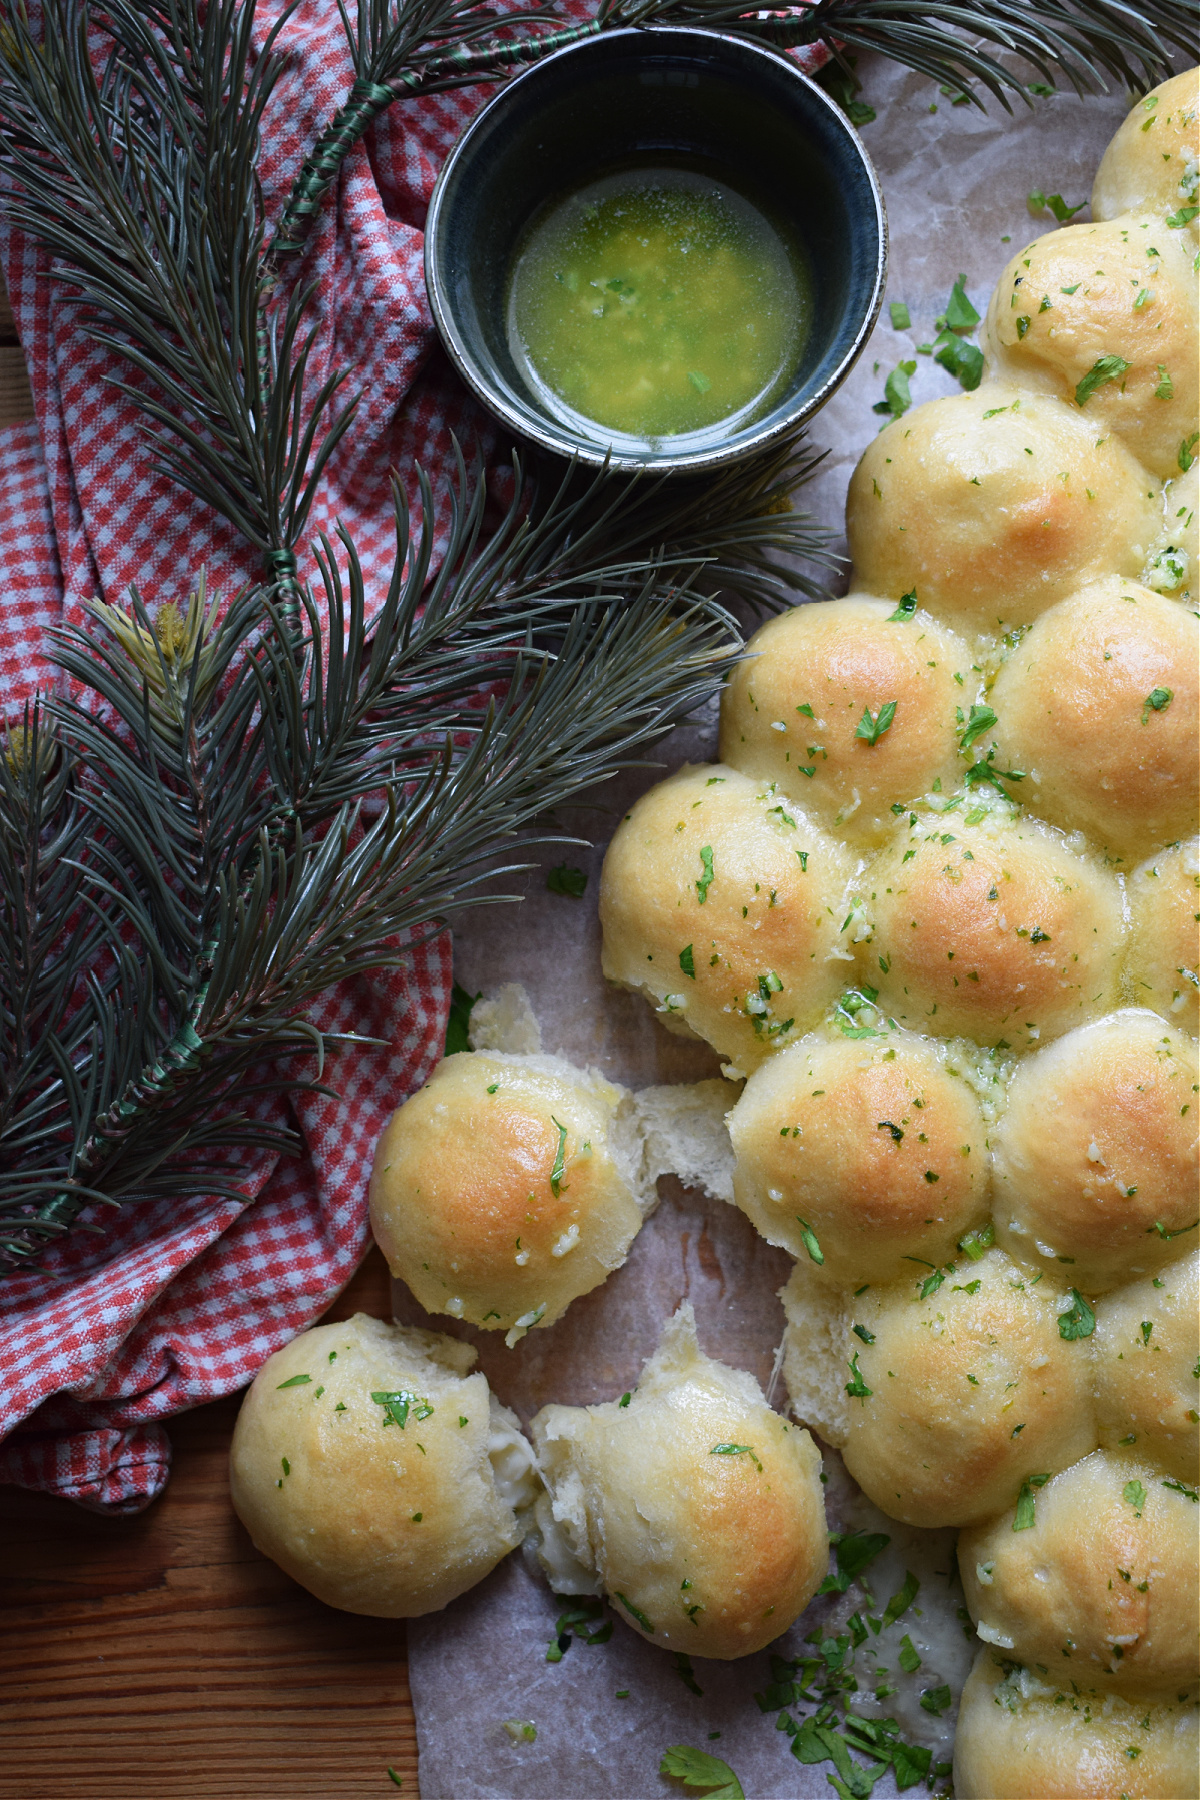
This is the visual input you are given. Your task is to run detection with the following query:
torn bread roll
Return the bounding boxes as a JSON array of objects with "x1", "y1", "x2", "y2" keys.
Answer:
[
  {"x1": 370, "y1": 1051, "x2": 651, "y2": 1342},
  {"x1": 1124, "y1": 837, "x2": 1200, "y2": 1035},
  {"x1": 230, "y1": 1315, "x2": 536, "y2": 1616},
  {"x1": 530, "y1": 1303, "x2": 827, "y2": 1659}
]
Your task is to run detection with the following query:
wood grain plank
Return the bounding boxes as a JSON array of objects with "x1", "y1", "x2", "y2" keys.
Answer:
[{"x1": 0, "y1": 1248, "x2": 421, "y2": 1799}]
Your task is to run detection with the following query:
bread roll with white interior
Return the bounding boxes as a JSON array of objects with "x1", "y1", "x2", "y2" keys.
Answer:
[
  {"x1": 958, "y1": 1449, "x2": 1199, "y2": 1697},
  {"x1": 982, "y1": 218, "x2": 1197, "y2": 479},
  {"x1": 1093, "y1": 1251, "x2": 1200, "y2": 1483},
  {"x1": 953, "y1": 1648, "x2": 1199, "y2": 1799},
  {"x1": 530, "y1": 1304, "x2": 827, "y2": 1659},
  {"x1": 827, "y1": 1249, "x2": 1098, "y2": 1528},
  {"x1": 1092, "y1": 68, "x2": 1200, "y2": 236},
  {"x1": 729, "y1": 1028, "x2": 989, "y2": 1283},
  {"x1": 229, "y1": 1315, "x2": 536, "y2": 1617},
  {"x1": 993, "y1": 1011, "x2": 1199, "y2": 1291},
  {"x1": 718, "y1": 596, "x2": 969, "y2": 844},
  {"x1": 845, "y1": 384, "x2": 1162, "y2": 636},
  {"x1": 1125, "y1": 838, "x2": 1200, "y2": 1034},
  {"x1": 599, "y1": 763, "x2": 854, "y2": 1075},
  {"x1": 867, "y1": 811, "x2": 1124, "y2": 1048},
  {"x1": 987, "y1": 577, "x2": 1199, "y2": 859},
  {"x1": 370, "y1": 1052, "x2": 650, "y2": 1340}
]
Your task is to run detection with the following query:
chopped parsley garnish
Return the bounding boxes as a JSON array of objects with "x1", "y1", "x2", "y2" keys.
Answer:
[
  {"x1": 673, "y1": 1651, "x2": 704, "y2": 1695},
  {"x1": 615, "y1": 1592, "x2": 655, "y2": 1634},
  {"x1": 818, "y1": 1528, "x2": 891, "y2": 1594},
  {"x1": 546, "y1": 1596, "x2": 610, "y2": 1660},
  {"x1": 696, "y1": 845, "x2": 716, "y2": 904},
  {"x1": 873, "y1": 360, "x2": 916, "y2": 421},
  {"x1": 920, "y1": 1685, "x2": 953, "y2": 1716},
  {"x1": 1154, "y1": 365, "x2": 1174, "y2": 400},
  {"x1": 941, "y1": 272, "x2": 980, "y2": 333},
  {"x1": 276, "y1": 1373, "x2": 312, "y2": 1388},
  {"x1": 882, "y1": 1570, "x2": 920, "y2": 1625},
  {"x1": 959, "y1": 703, "x2": 998, "y2": 749},
  {"x1": 679, "y1": 944, "x2": 696, "y2": 980},
  {"x1": 1162, "y1": 1478, "x2": 1198, "y2": 1503},
  {"x1": 1142, "y1": 686, "x2": 1173, "y2": 723},
  {"x1": 1027, "y1": 189, "x2": 1086, "y2": 222},
  {"x1": 387, "y1": 1768, "x2": 404, "y2": 1788},
  {"x1": 710, "y1": 1442, "x2": 763, "y2": 1471},
  {"x1": 845, "y1": 1353, "x2": 873, "y2": 1399},
  {"x1": 1058, "y1": 1289, "x2": 1096, "y2": 1340},
  {"x1": 618, "y1": 1391, "x2": 631, "y2": 1407},
  {"x1": 371, "y1": 1390, "x2": 434, "y2": 1430},
  {"x1": 1123, "y1": 1478, "x2": 1147, "y2": 1515},
  {"x1": 1014, "y1": 1472, "x2": 1051, "y2": 1531},
  {"x1": 877, "y1": 1119, "x2": 903, "y2": 1143},
  {"x1": 852, "y1": 1323, "x2": 876, "y2": 1345},
  {"x1": 1075, "y1": 354, "x2": 1131, "y2": 406},
  {"x1": 445, "y1": 981, "x2": 480, "y2": 1055},
  {"x1": 796, "y1": 1217, "x2": 825, "y2": 1265},
  {"x1": 897, "y1": 1635, "x2": 921, "y2": 1673},
  {"x1": 887, "y1": 590, "x2": 918, "y2": 622},
  {"x1": 1180, "y1": 432, "x2": 1199, "y2": 472},
  {"x1": 957, "y1": 1223, "x2": 994, "y2": 1260},
  {"x1": 1165, "y1": 204, "x2": 1199, "y2": 229},
  {"x1": 280, "y1": 1457, "x2": 290, "y2": 1476},
  {"x1": 797, "y1": 701, "x2": 816, "y2": 718},
  {"x1": 550, "y1": 1116, "x2": 568, "y2": 1196},
  {"x1": 855, "y1": 700, "x2": 897, "y2": 745},
  {"x1": 889, "y1": 301, "x2": 911, "y2": 329},
  {"x1": 546, "y1": 862, "x2": 587, "y2": 898},
  {"x1": 659, "y1": 1744, "x2": 744, "y2": 1800}
]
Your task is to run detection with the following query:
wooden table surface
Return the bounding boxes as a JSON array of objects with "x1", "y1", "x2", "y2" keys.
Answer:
[{"x1": 0, "y1": 293, "x2": 421, "y2": 1797}]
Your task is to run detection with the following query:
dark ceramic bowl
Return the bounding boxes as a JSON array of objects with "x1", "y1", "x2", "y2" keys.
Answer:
[{"x1": 425, "y1": 26, "x2": 887, "y2": 473}]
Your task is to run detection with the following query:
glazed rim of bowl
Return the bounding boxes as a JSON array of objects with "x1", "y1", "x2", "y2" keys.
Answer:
[{"x1": 425, "y1": 26, "x2": 887, "y2": 474}]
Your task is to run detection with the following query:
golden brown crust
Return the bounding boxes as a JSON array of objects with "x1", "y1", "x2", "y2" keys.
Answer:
[
  {"x1": 839, "y1": 1250, "x2": 1098, "y2": 1528},
  {"x1": 729, "y1": 1029, "x2": 989, "y2": 1283},
  {"x1": 982, "y1": 218, "x2": 1198, "y2": 479},
  {"x1": 717, "y1": 596, "x2": 969, "y2": 844},
  {"x1": 866, "y1": 812, "x2": 1124, "y2": 1047},
  {"x1": 845, "y1": 384, "x2": 1162, "y2": 636},
  {"x1": 1125, "y1": 839, "x2": 1200, "y2": 1035},
  {"x1": 599, "y1": 762, "x2": 854, "y2": 1074},
  {"x1": 1093, "y1": 1251, "x2": 1200, "y2": 1482},
  {"x1": 988, "y1": 577, "x2": 1199, "y2": 859},
  {"x1": 531, "y1": 1307, "x2": 827, "y2": 1659},
  {"x1": 1092, "y1": 70, "x2": 1200, "y2": 235},
  {"x1": 953, "y1": 1649, "x2": 1199, "y2": 1799},
  {"x1": 229, "y1": 1316, "x2": 523, "y2": 1617},
  {"x1": 993, "y1": 1011, "x2": 1200, "y2": 1291},
  {"x1": 369, "y1": 1053, "x2": 645, "y2": 1335},
  {"x1": 958, "y1": 1449, "x2": 1200, "y2": 1697}
]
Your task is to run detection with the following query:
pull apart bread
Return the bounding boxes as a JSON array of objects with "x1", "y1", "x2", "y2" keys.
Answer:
[{"x1": 600, "y1": 68, "x2": 1199, "y2": 1797}]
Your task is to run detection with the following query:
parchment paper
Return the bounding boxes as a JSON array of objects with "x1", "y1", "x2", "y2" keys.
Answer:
[{"x1": 404, "y1": 52, "x2": 1135, "y2": 1799}]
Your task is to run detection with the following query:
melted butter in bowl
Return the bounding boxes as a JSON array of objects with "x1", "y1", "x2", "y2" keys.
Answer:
[{"x1": 508, "y1": 166, "x2": 812, "y2": 450}]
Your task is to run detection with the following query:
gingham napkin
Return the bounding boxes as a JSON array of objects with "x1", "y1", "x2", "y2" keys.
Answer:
[{"x1": 0, "y1": 0, "x2": 828, "y2": 1512}]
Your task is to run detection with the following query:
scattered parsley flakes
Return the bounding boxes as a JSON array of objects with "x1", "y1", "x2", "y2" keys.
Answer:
[
  {"x1": 958, "y1": 1222, "x2": 995, "y2": 1260},
  {"x1": 882, "y1": 1570, "x2": 920, "y2": 1626},
  {"x1": 659, "y1": 1744, "x2": 744, "y2": 1800},
  {"x1": 897, "y1": 1634, "x2": 921, "y2": 1673},
  {"x1": 387, "y1": 1768, "x2": 404, "y2": 1788},
  {"x1": 852, "y1": 1322, "x2": 876, "y2": 1345},
  {"x1": 855, "y1": 700, "x2": 897, "y2": 745},
  {"x1": 1058, "y1": 1289, "x2": 1096, "y2": 1340},
  {"x1": 920, "y1": 1684, "x2": 953, "y2": 1716},
  {"x1": 1075, "y1": 354, "x2": 1131, "y2": 406},
  {"x1": 546, "y1": 862, "x2": 587, "y2": 898},
  {"x1": 873, "y1": 360, "x2": 917, "y2": 421},
  {"x1": 889, "y1": 301, "x2": 911, "y2": 329},
  {"x1": 1154, "y1": 365, "x2": 1174, "y2": 400},
  {"x1": 371, "y1": 1389, "x2": 434, "y2": 1430},
  {"x1": 618, "y1": 1391, "x2": 631, "y2": 1408},
  {"x1": 887, "y1": 589, "x2": 918, "y2": 621},
  {"x1": 1123, "y1": 1478, "x2": 1148, "y2": 1515},
  {"x1": 1142, "y1": 686, "x2": 1173, "y2": 724},
  {"x1": 679, "y1": 943, "x2": 696, "y2": 980},
  {"x1": 877, "y1": 1119, "x2": 904, "y2": 1143},
  {"x1": 1180, "y1": 432, "x2": 1199, "y2": 472},
  {"x1": 1162, "y1": 1478, "x2": 1198, "y2": 1503},
  {"x1": 615, "y1": 1591, "x2": 655, "y2": 1634},
  {"x1": 696, "y1": 844, "x2": 715, "y2": 904},
  {"x1": 502, "y1": 1719, "x2": 538, "y2": 1743},
  {"x1": 959, "y1": 703, "x2": 998, "y2": 748},
  {"x1": 845, "y1": 1352, "x2": 873, "y2": 1399},
  {"x1": 276, "y1": 1373, "x2": 312, "y2": 1388},
  {"x1": 550, "y1": 1116, "x2": 569, "y2": 1196},
  {"x1": 1165, "y1": 204, "x2": 1199, "y2": 229},
  {"x1": 818, "y1": 1528, "x2": 891, "y2": 1594},
  {"x1": 1027, "y1": 189, "x2": 1086, "y2": 222},
  {"x1": 673, "y1": 1651, "x2": 704, "y2": 1695},
  {"x1": 1014, "y1": 1472, "x2": 1051, "y2": 1530},
  {"x1": 796, "y1": 1217, "x2": 825, "y2": 1265},
  {"x1": 710, "y1": 1442, "x2": 763, "y2": 1471}
]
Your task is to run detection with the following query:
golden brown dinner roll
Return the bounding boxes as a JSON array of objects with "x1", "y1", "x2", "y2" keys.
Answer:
[
  {"x1": 826, "y1": 1249, "x2": 1098, "y2": 1528},
  {"x1": 1092, "y1": 69, "x2": 1200, "y2": 235},
  {"x1": 717, "y1": 595, "x2": 969, "y2": 843},
  {"x1": 958, "y1": 1449, "x2": 1199, "y2": 1697},
  {"x1": 369, "y1": 1051, "x2": 649, "y2": 1341},
  {"x1": 987, "y1": 578, "x2": 1199, "y2": 859},
  {"x1": 599, "y1": 762, "x2": 854, "y2": 1076},
  {"x1": 728, "y1": 1027, "x2": 989, "y2": 1283},
  {"x1": 845, "y1": 384, "x2": 1162, "y2": 636},
  {"x1": 993, "y1": 1011, "x2": 1199, "y2": 1292},
  {"x1": 229, "y1": 1315, "x2": 536, "y2": 1616},
  {"x1": 1093, "y1": 1251, "x2": 1199, "y2": 1483},
  {"x1": 1125, "y1": 839, "x2": 1200, "y2": 1035},
  {"x1": 530, "y1": 1304, "x2": 827, "y2": 1659},
  {"x1": 982, "y1": 218, "x2": 1197, "y2": 479},
  {"x1": 953, "y1": 1649, "x2": 1199, "y2": 1799},
  {"x1": 868, "y1": 810, "x2": 1124, "y2": 1047}
]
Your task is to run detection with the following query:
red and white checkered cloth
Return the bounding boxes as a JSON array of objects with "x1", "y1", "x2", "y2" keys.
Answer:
[{"x1": 0, "y1": 1, "x2": 828, "y2": 1512}]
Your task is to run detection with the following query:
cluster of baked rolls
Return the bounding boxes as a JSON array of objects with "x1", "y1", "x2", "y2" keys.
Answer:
[{"x1": 601, "y1": 69, "x2": 1199, "y2": 1798}]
